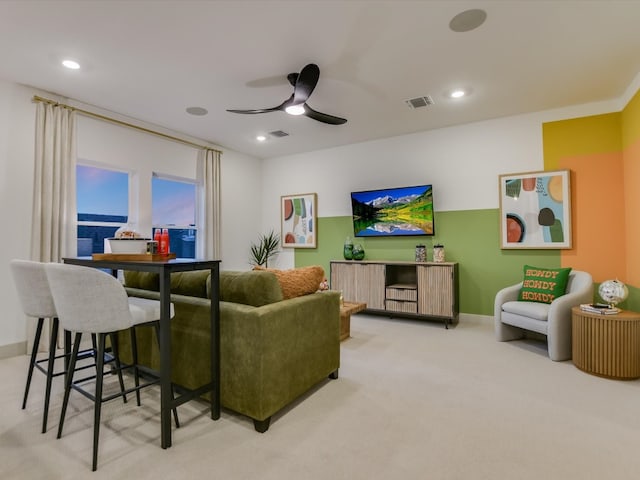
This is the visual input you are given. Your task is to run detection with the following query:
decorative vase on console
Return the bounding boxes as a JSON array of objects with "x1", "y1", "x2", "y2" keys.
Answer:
[
  {"x1": 343, "y1": 237, "x2": 354, "y2": 260},
  {"x1": 433, "y1": 244, "x2": 445, "y2": 263},
  {"x1": 352, "y1": 243, "x2": 365, "y2": 261}
]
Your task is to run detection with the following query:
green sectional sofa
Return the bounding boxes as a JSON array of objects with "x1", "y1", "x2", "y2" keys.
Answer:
[{"x1": 119, "y1": 269, "x2": 341, "y2": 432}]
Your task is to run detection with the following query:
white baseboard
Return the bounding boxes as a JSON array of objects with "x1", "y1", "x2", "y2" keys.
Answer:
[{"x1": 0, "y1": 341, "x2": 26, "y2": 360}]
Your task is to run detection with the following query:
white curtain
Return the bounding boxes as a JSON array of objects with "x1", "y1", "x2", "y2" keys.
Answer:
[
  {"x1": 28, "y1": 102, "x2": 77, "y2": 352},
  {"x1": 198, "y1": 148, "x2": 221, "y2": 259}
]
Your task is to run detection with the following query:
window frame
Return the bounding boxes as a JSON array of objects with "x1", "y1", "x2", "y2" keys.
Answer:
[
  {"x1": 76, "y1": 160, "x2": 137, "y2": 253},
  {"x1": 151, "y1": 171, "x2": 200, "y2": 257}
]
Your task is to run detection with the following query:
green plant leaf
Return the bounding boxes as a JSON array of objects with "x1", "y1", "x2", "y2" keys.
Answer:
[{"x1": 249, "y1": 229, "x2": 281, "y2": 267}]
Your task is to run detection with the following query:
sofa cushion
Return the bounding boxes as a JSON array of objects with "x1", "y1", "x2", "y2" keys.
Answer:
[
  {"x1": 124, "y1": 271, "x2": 160, "y2": 292},
  {"x1": 518, "y1": 265, "x2": 572, "y2": 304},
  {"x1": 254, "y1": 265, "x2": 325, "y2": 300},
  {"x1": 124, "y1": 270, "x2": 210, "y2": 298},
  {"x1": 171, "y1": 270, "x2": 211, "y2": 298},
  {"x1": 220, "y1": 270, "x2": 284, "y2": 306}
]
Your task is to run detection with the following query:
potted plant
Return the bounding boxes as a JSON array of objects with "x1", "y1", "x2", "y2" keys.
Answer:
[{"x1": 249, "y1": 230, "x2": 280, "y2": 267}]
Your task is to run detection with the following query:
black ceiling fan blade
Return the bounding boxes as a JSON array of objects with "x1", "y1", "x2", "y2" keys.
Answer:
[
  {"x1": 293, "y1": 64, "x2": 320, "y2": 105},
  {"x1": 227, "y1": 95, "x2": 294, "y2": 115},
  {"x1": 303, "y1": 103, "x2": 347, "y2": 125},
  {"x1": 226, "y1": 107, "x2": 280, "y2": 114}
]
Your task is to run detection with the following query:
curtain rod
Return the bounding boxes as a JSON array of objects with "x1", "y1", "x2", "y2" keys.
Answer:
[{"x1": 32, "y1": 95, "x2": 222, "y2": 155}]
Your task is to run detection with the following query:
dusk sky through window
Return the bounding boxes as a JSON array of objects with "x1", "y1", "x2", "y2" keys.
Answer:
[
  {"x1": 77, "y1": 165, "x2": 196, "y2": 227},
  {"x1": 152, "y1": 176, "x2": 196, "y2": 226},
  {"x1": 77, "y1": 165, "x2": 128, "y2": 216}
]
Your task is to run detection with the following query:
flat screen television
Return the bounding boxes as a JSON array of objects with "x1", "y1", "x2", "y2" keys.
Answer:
[{"x1": 351, "y1": 184, "x2": 435, "y2": 237}]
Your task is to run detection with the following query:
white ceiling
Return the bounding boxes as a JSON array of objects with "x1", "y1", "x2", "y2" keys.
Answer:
[{"x1": 1, "y1": 1, "x2": 639, "y2": 160}]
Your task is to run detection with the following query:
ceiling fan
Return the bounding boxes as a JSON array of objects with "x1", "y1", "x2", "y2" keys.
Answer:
[{"x1": 227, "y1": 63, "x2": 347, "y2": 125}]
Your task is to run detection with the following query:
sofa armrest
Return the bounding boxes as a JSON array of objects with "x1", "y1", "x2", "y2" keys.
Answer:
[{"x1": 220, "y1": 291, "x2": 340, "y2": 420}]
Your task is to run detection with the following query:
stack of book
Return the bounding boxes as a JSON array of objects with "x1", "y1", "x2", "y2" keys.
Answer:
[{"x1": 579, "y1": 303, "x2": 620, "y2": 315}]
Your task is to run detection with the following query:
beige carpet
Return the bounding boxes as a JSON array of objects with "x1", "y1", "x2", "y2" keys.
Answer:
[{"x1": 1, "y1": 314, "x2": 639, "y2": 479}]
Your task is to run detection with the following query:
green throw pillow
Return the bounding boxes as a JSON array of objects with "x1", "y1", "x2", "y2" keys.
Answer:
[{"x1": 518, "y1": 265, "x2": 572, "y2": 304}]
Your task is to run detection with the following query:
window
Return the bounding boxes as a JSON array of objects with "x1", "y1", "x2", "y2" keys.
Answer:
[
  {"x1": 152, "y1": 174, "x2": 197, "y2": 258},
  {"x1": 76, "y1": 164, "x2": 129, "y2": 254}
]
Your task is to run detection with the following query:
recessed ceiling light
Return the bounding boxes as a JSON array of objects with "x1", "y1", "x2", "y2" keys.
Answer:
[
  {"x1": 186, "y1": 106, "x2": 208, "y2": 116},
  {"x1": 450, "y1": 90, "x2": 466, "y2": 99},
  {"x1": 62, "y1": 59, "x2": 80, "y2": 70},
  {"x1": 256, "y1": 135, "x2": 266, "y2": 142}
]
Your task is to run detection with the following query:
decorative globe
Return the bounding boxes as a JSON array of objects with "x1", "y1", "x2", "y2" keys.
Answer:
[{"x1": 598, "y1": 279, "x2": 629, "y2": 306}]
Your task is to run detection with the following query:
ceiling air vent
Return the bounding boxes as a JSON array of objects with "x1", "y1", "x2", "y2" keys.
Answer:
[
  {"x1": 405, "y1": 96, "x2": 434, "y2": 109},
  {"x1": 269, "y1": 130, "x2": 289, "y2": 138}
]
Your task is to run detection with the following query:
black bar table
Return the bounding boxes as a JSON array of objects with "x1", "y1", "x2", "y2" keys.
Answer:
[{"x1": 63, "y1": 257, "x2": 221, "y2": 449}]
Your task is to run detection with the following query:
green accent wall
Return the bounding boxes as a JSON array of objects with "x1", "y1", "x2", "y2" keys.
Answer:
[
  {"x1": 624, "y1": 285, "x2": 640, "y2": 312},
  {"x1": 296, "y1": 211, "x2": 567, "y2": 316}
]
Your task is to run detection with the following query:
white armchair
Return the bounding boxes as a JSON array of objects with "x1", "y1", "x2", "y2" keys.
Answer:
[{"x1": 494, "y1": 270, "x2": 593, "y2": 361}]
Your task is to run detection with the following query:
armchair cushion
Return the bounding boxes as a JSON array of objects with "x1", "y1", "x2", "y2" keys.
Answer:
[
  {"x1": 518, "y1": 265, "x2": 572, "y2": 304},
  {"x1": 502, "y1": 300, "x2": 550, "y2": 321}
]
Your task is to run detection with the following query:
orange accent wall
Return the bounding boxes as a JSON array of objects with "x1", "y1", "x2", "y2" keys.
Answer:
[
  {"x1": 556, "y1": 153, "x2": 626, "y2": 282},
  {"x1": 622, "y1": 90, "x2": 640, "y2": 286},
  {"x1": 543, "y1": 113, "x2": 624, "y2": 283}
]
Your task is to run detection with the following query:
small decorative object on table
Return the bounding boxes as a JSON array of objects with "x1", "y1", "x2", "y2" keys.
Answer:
[
  {"x1": 598, "y1": 279, "x2": 629, "y2": 307},
  {"x1": 352, "y1": 243, "x2": 365, "y2": 260},
  {"x1": 415, "y1": 244, "x2": 426, "y2": 262},
  {"x1": 146, "y1": 240, "x2": 158, "y2": 254},
  {"x1": 343, "y1": 236, "x2": 354, "y2": 260},
  {"x1": 433, "y1": 244, "x2": 445, "y2": 262},
  {"x1": 579, "y1": 303, "x2": 620, "y2": 315}
]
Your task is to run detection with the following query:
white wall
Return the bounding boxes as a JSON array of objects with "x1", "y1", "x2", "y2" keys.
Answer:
[
  {"x1": 0, "y1": 79, "x2": 263, "y2": 354},
  {"x1": 262, "y1": 100, "x2": 620, "y2": 269},
  {"x1": 0, "y1": 80, "x2": 37, "y2": 354}
]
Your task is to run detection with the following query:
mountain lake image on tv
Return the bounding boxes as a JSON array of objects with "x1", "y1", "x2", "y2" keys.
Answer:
[{"x1": 351, "y1": 184, "x2": 435, "y2": 237}]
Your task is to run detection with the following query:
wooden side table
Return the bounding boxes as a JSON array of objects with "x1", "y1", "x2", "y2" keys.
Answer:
[
  {"x1": 571, "y1": 306, "x2": 640, "y2": 380},
  {"x1": 339, "y1": 301, "x2": 367, "y2": 341}
]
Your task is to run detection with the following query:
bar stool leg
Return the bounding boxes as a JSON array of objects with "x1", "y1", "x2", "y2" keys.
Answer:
[
  {"x1": 22, "y1": 318, "x2": 45, "y2": 410},
  {"x1": 58, "y1": 332, "x2": 82, "y2": 440},
  {"x1": 41, "y1": 318, "x2": 59, "y2": 433},
  {"x1": 92, "y1": 334, "x2": 106, "y2": 472},
  {"x1": 109, "y1": 333, "x2": 128, "y2": 404},
  {"x1": 63, "y1": 329, "x2": 72, "y2": 384},
  {"x1": 129, "y1": 327, "x2": 142, "y2": 406}
]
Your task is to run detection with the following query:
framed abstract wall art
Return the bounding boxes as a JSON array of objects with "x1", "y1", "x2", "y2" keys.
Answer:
[
  {"x1": 281, "y1": 193, "x2": 317, "y2": 248},
  {"x1": 499, "y1": 169, "x2": 572, "y2": 249}
]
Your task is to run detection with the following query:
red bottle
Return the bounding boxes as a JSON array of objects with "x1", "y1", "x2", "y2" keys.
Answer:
[
  {"x1": 161, "y1": 228, "x2": 170, "y2": 254},
  {"x1": 154, "y1": 228, "x2": 162, "y2": 253}
]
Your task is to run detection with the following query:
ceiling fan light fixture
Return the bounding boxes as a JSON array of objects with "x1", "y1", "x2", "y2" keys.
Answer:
[
  {"x1": 256, "y1": 135, "x2": 267, "y2": 142},
  {"x1": 450, "y1": 89, "x2": 466, "y2": 98},
  {"x1": 285, "y1": 104, "x2": 305, "y2": 116}
]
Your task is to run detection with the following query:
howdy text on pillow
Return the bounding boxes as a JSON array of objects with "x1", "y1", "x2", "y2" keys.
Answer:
[{"x1": 521, "y1": 268, "x2": 563, "y2": 303}]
